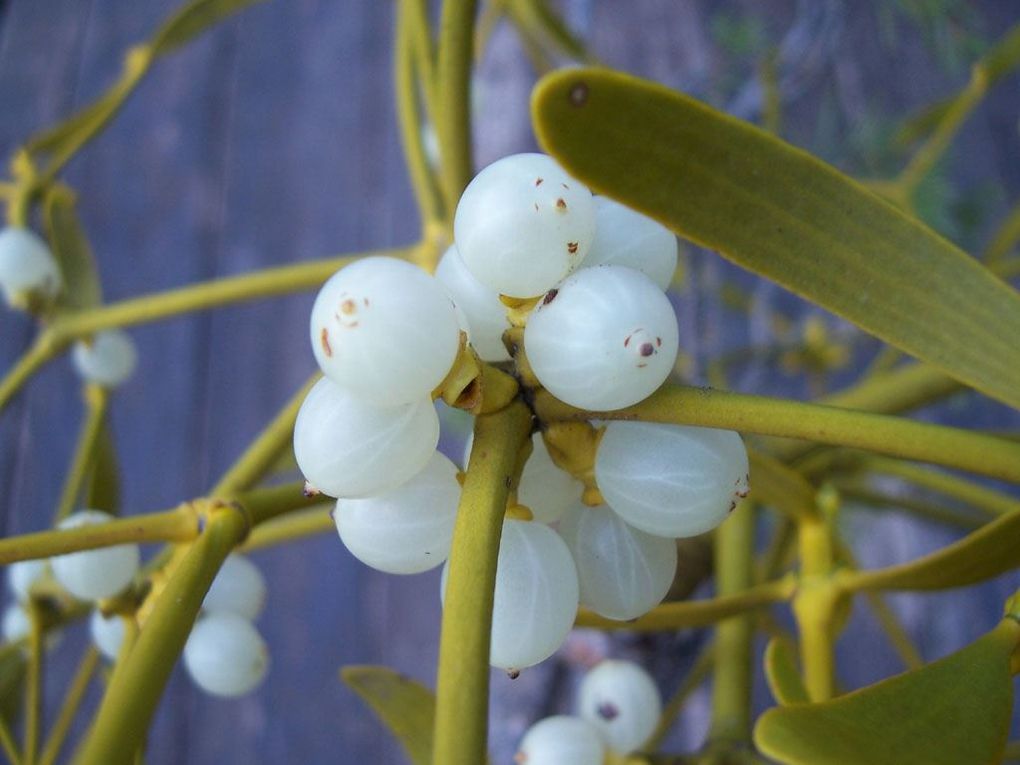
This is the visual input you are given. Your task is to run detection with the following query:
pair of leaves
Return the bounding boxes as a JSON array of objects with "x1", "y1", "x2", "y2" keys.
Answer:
[
  {"x1": 531, "y1": 67, "x2": 1020, "y2": 412},
  {"x1": 755, "y1": 618, "x2": 1019, "y2": 765}
]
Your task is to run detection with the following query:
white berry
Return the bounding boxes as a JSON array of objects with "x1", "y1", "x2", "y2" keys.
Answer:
[
  {"x1": 89, "y1": 610, "x2": 126, "y2": 661},
  {"x1": 0, "y1": 226, "x2": 61, "y2": 306},
  {"x1": 184, "y1": 613, "x2": 269, "y2": 698},
  {"x1": 434, "y1": 245, "x2": 511, "y2": 362},
  {"x1": 334, "y1": 451, "x2": 460, "y2": 574},
  {"x1": 203, "y1": 555, "x2": 267, "y2": 620},
  {"x1": 293, "y1": 377, "x2": 439, "y2": 498},
  {"x1": 516, "y1": 715, "x2": 606, "y2": 765},
  {"x1": 577, "y1": 660, "x2": 661, "y2": 754},
  {"x1": 72, "y1": 329, "x2": 138, "y2": 388},
  {"x1": 454, "y1": 153, "x2": 595, "y2": 298},
  {"x1": 7, "y1": 558, "x2": 48, "y2": 602},
  {"x1": 558, "y1": 504, "x2": 677, "y2": 621},
  {"x1": 443, "y1": 519, "x2": 579, "y2": 672},
  {"x1": 50, "y1": 510, "x2": 140, "y2": 601},
  {"x1": 2, "y1": 604, "x2": 29, "y2": 643},
  {"x1": 596, "y1": 421, "x2": 749, "y2": 538},
  {"x1": 525, "y1": 265, "x2": 679, "y2": 410},
  {"x1": 309, "y1": 257, "x2": 461, "y2": 405},
  {"x1": 581, "y1": 197, "x2": 678, "y2": 289}
]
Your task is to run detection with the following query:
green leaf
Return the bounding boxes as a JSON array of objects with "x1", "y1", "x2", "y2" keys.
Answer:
[
  {"x1": 981, "y1": 23, "x2": 1020, "y2": 83},
  {"x1": 746, "y1": 449, "x2": 817, "y2": 522},
  {"x1": 764, "y1": 638, "x2": 808, "y2": 706},
  {"x1": 42, "y1": 184, "x2": 102, "y2": 311},
  {"x1": 838, "y1": 507, "x2": 1020, "y2": 592},
  {"x1": 151, "y1": 0, "x2": 268, "y2": 55},
  {"x1": 754, "y1": 618, "x2": 1019, "y2": 765},
  {"x1": 84, "y1": 420, "x2": 120, "y2": 515},
  {"x1": 341, "y1": 665, "x2": 437, "y2": 765},
  {"x1": 0, "y1": 647, "x2": 26, "y2": 726},
  {"x1": 531, "y1": 68, "x2": 1020, "y2": 412}
]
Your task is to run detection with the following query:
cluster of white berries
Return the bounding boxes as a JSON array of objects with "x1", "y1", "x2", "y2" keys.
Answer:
[
  {"x1": 297, "y1": 152, "x2": 748, "y2": 676},
  {"x1": 0, "y1": 224, "x2": 138, "y2": 388},
  {"x1": 2, "y1": 512, "x2": 269, "y2": 698},
  {"x1": 298, "y1": 256, "x2": 464, "y2": 574},
  {"x1": 516, "y1": 659, "x2": 663, "y2": 764}
]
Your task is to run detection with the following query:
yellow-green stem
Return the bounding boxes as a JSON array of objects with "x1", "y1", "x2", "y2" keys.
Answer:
[
  {"x1": 210, "y1": 376, "x2": 318, "y2": 496},
  {"x1": 51, "y1": 252, "x2": 395, "y2": 339},
  {"x1": 77, "y1": 507, "x2": 248, "y2": 765},
  {"x1": 534, "y1": 385, "x2": 1020, "y2": 485},
  {"x1": 431, "y1": 400, "x2": 531, "y2": 765},
  {"x1": 861, "y1": 456, "x2": 1020, "y2": 517},
  {"x1": 709, "y1": 502, "x2": 756, "y2": 745},
  {"x1": 239, "y1": 504, "x2": 334, "y2": 552},
  {"x1": 0, "y1": 505, "x2": 200, "y2": 564},
  {"x1": 896, "y1": 70, "x2": 985, "y2": 199},
  {"x1": 793, "y1": 515, "x2": 838, "y2": 702},
  {"x1": 25, "y1": 603, "x2": 43, "y2": 765},
  {"x1": 0, "y1": 715, "x2": 20, "y2": 765},
  {"x1": 575, "y1": 575, "x2": 795, "y2": 632},
  {"x1": 54, "y1": 385, "x2": 109, "y2": 523},
  {"x1": 38, "y1": 647, "x2": 100, "y2": 765},
  {"x1": 406, "y1": 0, "x2": 441, "y2": 126},
  {"x1": 436, "y1": 0, "x2": 478, "y2": 224},
  {"x1": 0, "y1": 330, "x2": 64, "y2": 412},
  {"x1": 396, "y1": 0, "x2": 446, "y2": 232}
]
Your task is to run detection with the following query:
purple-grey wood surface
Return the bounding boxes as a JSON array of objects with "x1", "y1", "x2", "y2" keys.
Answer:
[{"x1": 1, "y1": 1, "x2": 1019, "y2": 763}]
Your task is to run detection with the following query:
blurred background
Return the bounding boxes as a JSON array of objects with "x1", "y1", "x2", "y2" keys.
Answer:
[{"x1": 1, "y1": 0, "x2": 1019, "y2": 762}]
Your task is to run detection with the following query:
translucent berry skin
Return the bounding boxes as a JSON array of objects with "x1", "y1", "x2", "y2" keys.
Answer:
[
  {"x1": 7, "y1": 558, "x2": 47, "y2": 602},
  {"x1": 454, "y1": 153, "x2": 595, "y2": 298},
  {"x1": 464, "y1": 432, "x2": 580, "y2": 523},
  {"x1": 293, "y1": 377, "x2": 439, "y2": 498},
  {"x1": 309, "y1": 257, "x2": 461, "y2": 405},
  {"x1": 50, "y1": 510, "x2": 141, "y2": 601},
  {"x1": 0, "y1": 226, "x2": 62, "y2": 306},
  {"x1": 434, "y1": 245, "x2": 511, "y2": 362},
  {"x1": 596, "y1": 421, "x2": 749, "y2": 538},
  {"x1": 524, "y1": 265, "x2": 679, "y2": 411},
  {"x1": 577, "y1": 660, "x2": 662, "y2": 754},
  {"x1": 580, "y1": 197, "x2": 678, "y2": 289},
  {"x1": 334, "y1": 452, "x2": 460, "y2": 574},
  {"x1": 90, "y1": 610, "x2": 125, "y2": 661},
  {"x1": 184, "y1": 613, "x2": 269, "y2": 698},
  {"x1": 72, "y1": 329, "x2": 138, "y2": 388},
  {"x1": 558, "y1": 504, "x2": 677, "y2": 621},
  {"x1": 515, "y1": 715, "x2": 606, "y2": 765},
  {"x1": 203, "y1": 555, "x2": 267, "y2": 620},
  {"x1": 518, "y1": 434, "x2": 583, "y2": 524},
  {"x1": 441, "y1": 519, "x2": 579, "y2": 671}
]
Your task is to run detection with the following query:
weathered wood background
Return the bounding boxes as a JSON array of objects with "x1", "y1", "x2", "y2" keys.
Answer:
[{"x1": 1, "y1": 1, "x2": 1018, "y2": 762}]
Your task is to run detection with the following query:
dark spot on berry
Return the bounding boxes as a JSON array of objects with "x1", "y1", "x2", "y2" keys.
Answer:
[
  {"x1": 303, "y1": 481, "x2": 321, "y2": 498},
  {"x1": 624, "y1": 334, "x2": 631, "y2": 347},
  {"x1": 639, "y1": 343, "x2": 655, "y2": 357},
  {"x1": 556, "y1": 198, "x2": 567, "y2": 211},
  {"x1": 567, "y1": 241, "x2": 578, "y2": 254},
  {"x1": 542, "y1": 289, "x2": 559, "y2": 305},
  {"x1": 728, "y1": 500, "x2": 737, "y2": 513},
  {"x1": 340, "y1": 298, "x2": 357, "y2": 315},
  {"x1": 535, "y1": 177, "x2": 544, "y2": 186},
  {"x1": 656, "y1": 337, "x2": 662, "y2": 347},
  {"x1": 534, "y1": 202, "x2": 539, "y2": 211},
  {"x1": 569, "y1": 82, "x2": 589, "y2": 106},
  {"x1": 507, "y1": 669, "x2": 521, "y2": 680},
  {"x1": 320, "y1": 328, "x2": 333, "y2": 357},
  {"x1": 597, "y1": 702, "x2": 619, "y2": 721},
  {"x1": 363, "y1": 298, "x2": 370, "y2": 307},
  {"x1": 561, "y1": 183, "x2": 569, "y2": 190}
]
